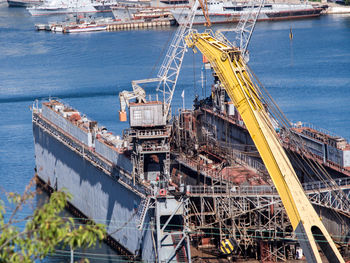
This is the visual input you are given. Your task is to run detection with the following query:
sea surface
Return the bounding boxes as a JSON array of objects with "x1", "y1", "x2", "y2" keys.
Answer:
[{"x1": 0, "y1": 3, "x2": 350, "y2": 262}]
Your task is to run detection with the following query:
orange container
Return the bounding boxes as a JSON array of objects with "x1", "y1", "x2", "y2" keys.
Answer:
[{"x1": 119, "y1": 111, "x2": 127, "y2": 122}]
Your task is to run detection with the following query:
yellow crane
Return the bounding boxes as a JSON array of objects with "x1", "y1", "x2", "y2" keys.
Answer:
[{"x1": 185, "y1": 30, "x2": 344, "y2": 263}]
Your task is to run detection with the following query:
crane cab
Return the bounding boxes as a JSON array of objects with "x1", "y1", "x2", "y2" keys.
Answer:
[{"x1": 129, "y1": 101, "x2": 167, "y2": 128}]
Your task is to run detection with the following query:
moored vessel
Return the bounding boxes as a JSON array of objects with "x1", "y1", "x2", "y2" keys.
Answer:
[
  {"x1": 111, "y1": 0, "x2": 188, "y2": 21},
  {"x1": 63, "y1": 22, "x2": 107, "y2": 32},
  {"x1": 27, "y1": 0, "x2": 97, "y2": 16},
  {"x1": 7, "y1": 0, "x2": 42, "y2": 7},
  {"x1": 26, "y1": 0, "x2": 120, "y2": 16},
  {"x1": 111, "y1": 4, "x2": 175, "y2": 23},
  {"x1": 172, "y1": 1, "x2": 325, "y2": 24}
]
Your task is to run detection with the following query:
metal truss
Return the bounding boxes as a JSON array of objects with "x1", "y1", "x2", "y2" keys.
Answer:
[
  {"x1": 303, "y1": 177, "x2": 350, "y2": 215},
  {"x1": 156, "y1": 1, "x2": 199, "y2": 123},
  {"x1": 187, "y1": 191, "x2": 293, "y2": 260},
  {"x1": 186, "y1": 179, "x2": 350, "y2": 261},
  {"x1": 235, "y1": 0, "x2": 265, "y2": 61}
]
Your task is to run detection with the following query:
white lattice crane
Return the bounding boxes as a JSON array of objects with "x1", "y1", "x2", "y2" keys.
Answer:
[
  {"x1": 119, "y1": 0, "x2": 264, "y2": 122},
  {"x1": 119, "y1": 0, "x2": 203, "y2": 124}
]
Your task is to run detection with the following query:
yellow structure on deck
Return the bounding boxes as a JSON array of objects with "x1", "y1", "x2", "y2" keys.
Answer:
[{"x1": 185, "y1": 30, "x2": 344, "y2": 263}]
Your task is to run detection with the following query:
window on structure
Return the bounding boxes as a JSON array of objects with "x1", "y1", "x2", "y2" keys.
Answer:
[
  {"x1": 144, "y1": 110, "x2": 151, "y2": 120},
  {"x1": 133, "y1": 110, "x2": 142, "y2": 120}
]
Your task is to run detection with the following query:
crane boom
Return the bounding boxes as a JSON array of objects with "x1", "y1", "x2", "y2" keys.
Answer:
[
  {"x1": 185, "y1": 31, "x2": 344, "y2": 263},
  {"x1": 119, "y1": 87, "x2": 146, "y2": 112}
]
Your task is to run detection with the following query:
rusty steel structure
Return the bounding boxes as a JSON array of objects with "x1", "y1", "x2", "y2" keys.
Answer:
[{"x1": 170, "y1": 96, "x2": 350, "y2": 261}]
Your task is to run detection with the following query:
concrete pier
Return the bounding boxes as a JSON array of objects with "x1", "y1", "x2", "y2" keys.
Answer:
[{"x1": 106, "y1": 20, "x2": 172, "y2": 31}]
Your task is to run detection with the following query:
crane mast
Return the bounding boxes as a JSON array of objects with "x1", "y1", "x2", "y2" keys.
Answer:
[
  {"x1": 117, "y1": 5, "x2": 205, "y2": 263},
  {"x1": 156, "y1": 0, "x2": 200, "y2": 123},
  {"x1": 235, "y1": 0, "x2": 265, "y2": 60},
  {"x1": 185, "y1": 31, "x2": 344, "y2": 263},
  {"x1": 215, "y1": 0, "x2": 265, "y2": 62}
]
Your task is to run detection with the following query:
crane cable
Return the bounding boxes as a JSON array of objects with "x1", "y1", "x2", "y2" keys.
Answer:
[{"x1": 248, "y1": 65, "x2": 350, "y2": 227}]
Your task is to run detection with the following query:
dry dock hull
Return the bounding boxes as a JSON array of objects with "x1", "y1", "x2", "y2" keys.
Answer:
[{"x1": 32, "y1": 115, "x2": 155, "y2": 262}]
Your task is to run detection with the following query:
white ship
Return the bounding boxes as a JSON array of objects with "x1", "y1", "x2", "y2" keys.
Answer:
[
  {"x1": 27, "y1": 0, "x2": 100, "y2": 16},
  {"x1": 172, "y1": 1, "x2": 324, "y2": 25},
  {"x1": 7, "y1": 0, "x2": 43, "y2": 7},
  {"x1": 63, "y1": 23, "x2": 107, "y2": 33}
]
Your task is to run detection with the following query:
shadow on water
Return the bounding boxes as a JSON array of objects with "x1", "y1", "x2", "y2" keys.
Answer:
[{"x1": 0, "y1": 88, "x2": 118, "y2": 104}]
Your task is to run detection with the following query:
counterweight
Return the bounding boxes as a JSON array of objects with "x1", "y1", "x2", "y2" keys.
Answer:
[{"x1": 185, "y1": 31, "x2": 344, "y2": 263}]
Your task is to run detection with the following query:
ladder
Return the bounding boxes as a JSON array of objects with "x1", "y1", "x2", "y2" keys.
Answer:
[{"x1": 137, "y1": 196, "x2": 151, "y2": 230}]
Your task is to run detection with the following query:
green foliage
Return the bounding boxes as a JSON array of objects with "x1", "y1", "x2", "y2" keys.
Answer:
[{"x1": 0, "y1": 178, "x2": 106, "y2": 263}]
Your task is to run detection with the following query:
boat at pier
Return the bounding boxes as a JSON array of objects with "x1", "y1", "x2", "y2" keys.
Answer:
[
  {"x1": 7, "y1": 0, "x2": 42, "y2": 7},
  {"x1": 27, "y1": 0, "x2": 121, "y2": 16},
  {"x1": 111, "y1": 4, "x2": 175, "y2": 23},
  {"x1": 35, "y1": 15, "x2": 113, "y2": 32},
  {"x1": 63, "y1": 22, "x2": 107, "y2": 32},
  {"x1": 27, "y1": 0, "x2": 97, "y2": 16},
  {"x1": 172, "y1": 1, "x2": 325, "y2": 24},
  {"x1": 111, "y1": 0, "x2": 188, "y2": 22}
]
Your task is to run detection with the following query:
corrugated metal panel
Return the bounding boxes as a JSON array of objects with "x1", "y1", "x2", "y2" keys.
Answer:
[
  {"x1": 327, "y1": 145, "x2": 343, "y2": 166},
  {"x1": 343, "y1": 150, "x2": 350, "y2": 167},
  {"x1": 95, "y1": 139, "x2": 115, "y2": 163},
  {"x1": 227, "y1": 103, "x2": 235, "y2": 116},
  {"x1": 298, "y1": 133, "x2": 324, "y2": 157},
  {"x1": 42, "y1": 106, "x2": 91, "y2": 146},
  {"x1": 95, "y1": 139, "x2": 132, "y2": 173},
  {"x1": 129, "y1": 103, "x2": 165, "y2": 127}
]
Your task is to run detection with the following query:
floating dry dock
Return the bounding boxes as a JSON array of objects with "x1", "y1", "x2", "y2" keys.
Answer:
[{"x1": 32, "y1": 92, "x2": 350, "y2": 262}]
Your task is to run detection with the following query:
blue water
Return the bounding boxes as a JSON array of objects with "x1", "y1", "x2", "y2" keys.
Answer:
[{"x1": 1, "y1": 2, "x2": 350, "y2": 261}]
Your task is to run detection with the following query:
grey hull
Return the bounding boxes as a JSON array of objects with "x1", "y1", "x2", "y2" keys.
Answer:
[{"x1": 32, "y1": 117, "x2": 155, "y2": 262}]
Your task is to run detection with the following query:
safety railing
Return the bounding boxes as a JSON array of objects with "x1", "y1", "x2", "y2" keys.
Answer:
[
  {"x1": 187, "y1": 184, "x2": 276, "y2": 196},
  {"x1": 302, "y1": 177, "x2": 350, "y2": 191}
]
